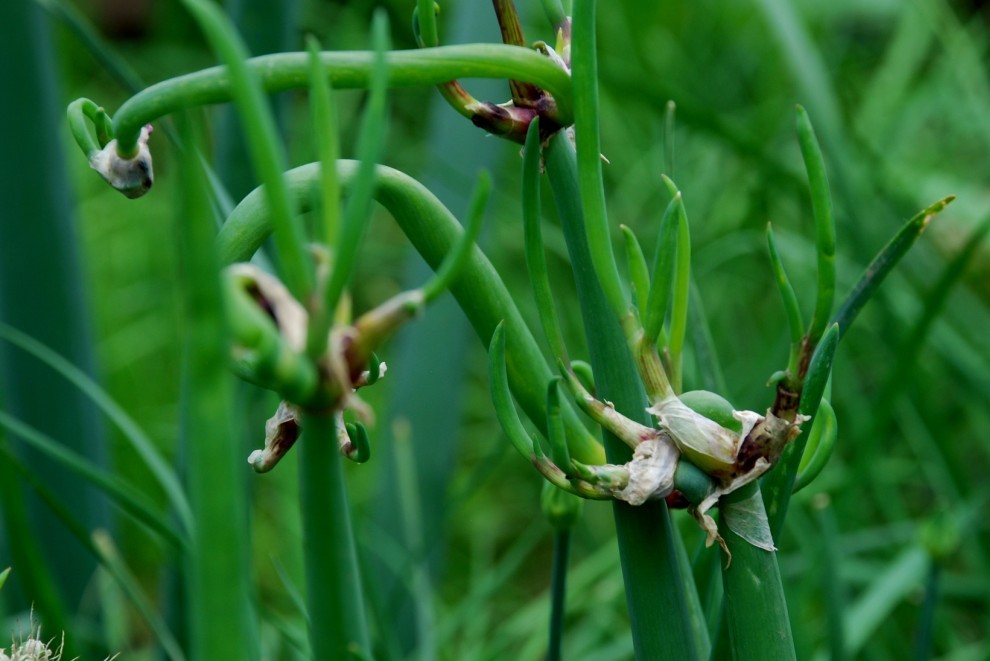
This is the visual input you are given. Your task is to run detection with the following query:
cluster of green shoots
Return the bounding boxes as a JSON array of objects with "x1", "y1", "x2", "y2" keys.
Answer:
[{"x1": 63, "y1": 0, "x2": 953, "y2": 658}]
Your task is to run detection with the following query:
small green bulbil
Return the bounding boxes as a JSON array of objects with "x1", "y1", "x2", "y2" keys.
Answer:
[{"x1": 678, "y1": 390, "x2": 742, "y2": 434}]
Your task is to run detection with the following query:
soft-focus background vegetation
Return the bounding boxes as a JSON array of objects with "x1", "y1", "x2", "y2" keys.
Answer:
[{"x1": 1, "y1": 0, "x2": 988, "y2": 658}]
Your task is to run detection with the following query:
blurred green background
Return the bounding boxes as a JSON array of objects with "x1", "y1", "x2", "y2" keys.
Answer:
[{"x1": 1, "y1": 0, "x2": 988, "y2": 658}]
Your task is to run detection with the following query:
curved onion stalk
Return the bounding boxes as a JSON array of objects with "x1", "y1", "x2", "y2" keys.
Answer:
[
  {"x1": 217, "y1": 161, "x2": 605, "y2": 465},
  {"x1": 71, "y1": 45, "x2": 573, "y2": 158}
]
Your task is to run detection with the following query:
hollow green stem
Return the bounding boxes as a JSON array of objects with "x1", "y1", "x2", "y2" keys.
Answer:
[
  {"x1": 306, "y1": 36, "x2": 341, "y2": 251},
  {"x1": 106, "y1": 45, "x2": 573, "y2": 155},
  {"x1": 175, "y1": 115, "x2": 256, "y2": 661},
  {"x1": 547, "y1": 378, "x2": 573, "y2": 472},
  {"x1": 300, "y1": 411, "x2": 370, "y2": 658},
  {"x1": 488, "y1": 323, "x2": 610, "y2": 499},
  {"x1": 662, "y1": 176, "x2": 691, "y2": 391},
  {"x1": 720, "y1": 481, "x2": 796, "y2": 659},
  {"x1": 541, "y1": 0, "x2": 567, "y2": 29},
  {"x1": 66, "y1": 97, "x2": 111, "y2": 156},
  {"x1": 792, "y1": 397, "x2": 836, "y2": 493},
  {"x1": 415, "y1": 0, "x2": 438, "y2": 47}
]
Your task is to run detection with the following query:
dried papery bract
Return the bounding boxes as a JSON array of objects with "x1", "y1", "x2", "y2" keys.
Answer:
[{"x1": 88, "y1": 124, "x2": 154, "y2": 198}]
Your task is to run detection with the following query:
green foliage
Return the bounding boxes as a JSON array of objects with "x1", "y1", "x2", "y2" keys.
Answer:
[{"x1": 2, "y1": 1, "x2": 987, "y2": 659}]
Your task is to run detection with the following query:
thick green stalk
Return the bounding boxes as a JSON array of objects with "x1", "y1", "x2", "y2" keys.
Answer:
[
  {"x1": 108, "y1": 45, "x2": 573, "y2": 154},
  {"x1": 176, "y1": 117, "x2": 256, "y2": 661},
  {"x1": 543, "y1": 133, "x2": 698, "y2": 659},
  {"x1": 720, "y1": 482, "x2": 796, "y2": 659},
  {"x1": 218, "y1": 161, "x2": 605, "y2": 465},
  {"x1": 300, "y1": 411, "x2": 370, "y2": 658}
]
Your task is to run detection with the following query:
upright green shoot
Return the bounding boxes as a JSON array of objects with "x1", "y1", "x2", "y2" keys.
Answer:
[
  {"x1": 797, "y1": 105, "x2": 836, "y2": 348},
  {"x1": 181, "y1": 0, "x2": 312, "y2": 300}
]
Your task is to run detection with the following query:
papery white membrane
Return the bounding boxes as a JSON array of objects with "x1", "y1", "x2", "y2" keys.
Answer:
[
  {"x1": 613, "y1": 436, "x2": 678, "y2": 506},
  {"x1": 648, "y1": 395, "x2": 762, "y2": 475}
]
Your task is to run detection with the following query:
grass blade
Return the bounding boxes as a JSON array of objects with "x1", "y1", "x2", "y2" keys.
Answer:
[
  {"x1": 0, "y1": 412, "x2": 186, "y2": 550},
  {"x1": 0, "y1": 322, "x2": 192, "y2": 534},
  {"x1": 844, "y1": 546, "x2": 929, "y2": 656},
  {"x1": 1, "y1": 448, "x2": 185, "y2": 660}
]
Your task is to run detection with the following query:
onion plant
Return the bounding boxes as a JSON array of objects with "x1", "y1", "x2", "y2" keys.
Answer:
[{"x1": 3, "y1": 0, "x2": 961, "y2": 658}]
